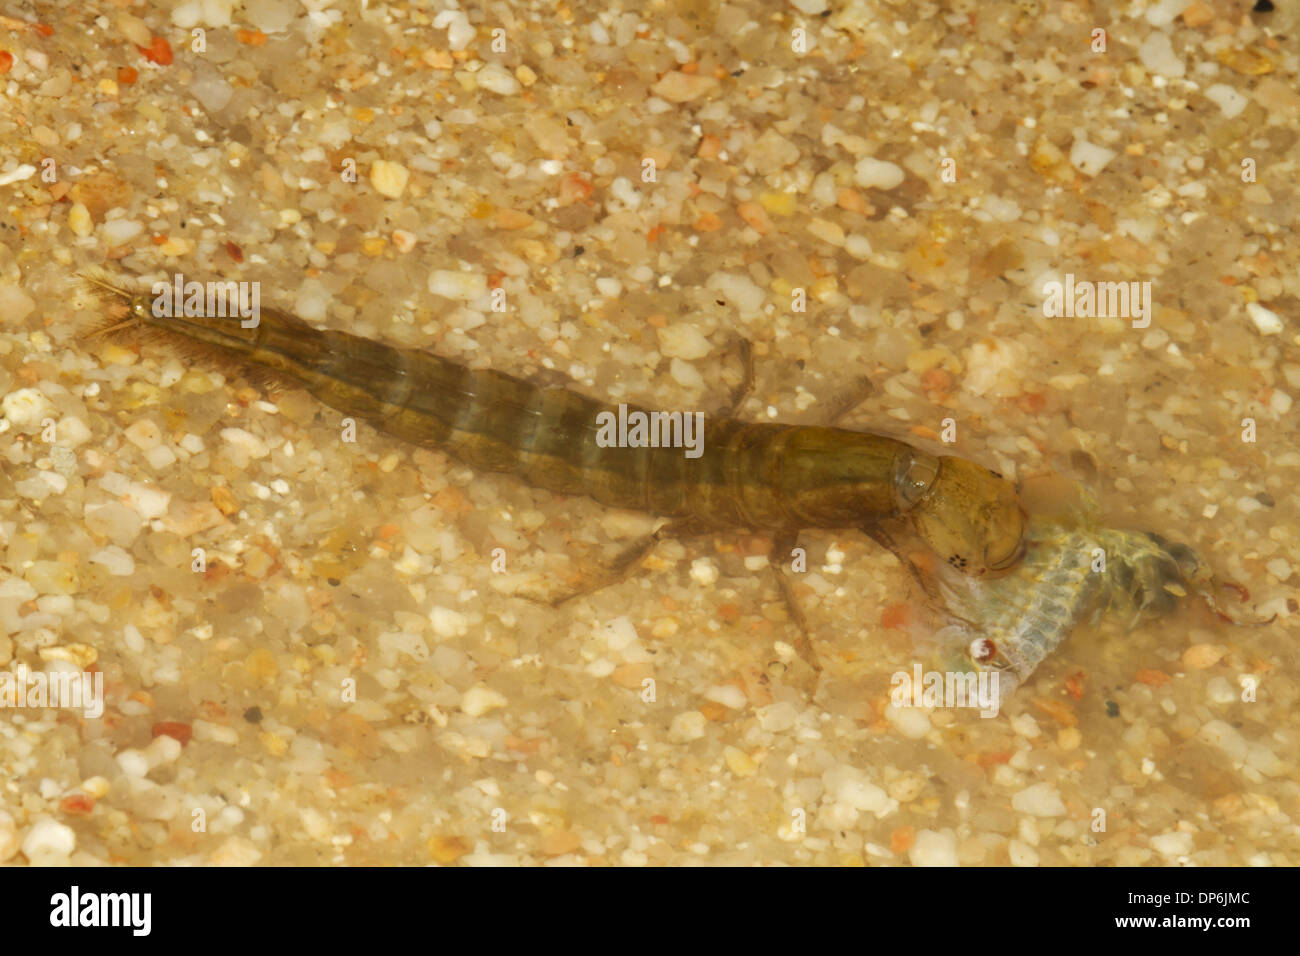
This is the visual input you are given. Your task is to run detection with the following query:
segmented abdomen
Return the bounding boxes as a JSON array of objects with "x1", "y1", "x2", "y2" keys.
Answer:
[{"x1": 242, "y1": 311, "x2": 912, "y2": 532}]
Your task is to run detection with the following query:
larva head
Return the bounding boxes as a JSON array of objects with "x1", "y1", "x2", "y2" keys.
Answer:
[{"x1": 909, "y1": 456, "x2": 1025, "y2": 576}]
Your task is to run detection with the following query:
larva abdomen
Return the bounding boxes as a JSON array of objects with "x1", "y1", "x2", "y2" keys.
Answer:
[{"x1": 80, "y1": 273, "x2": 1025, "y2": 575}]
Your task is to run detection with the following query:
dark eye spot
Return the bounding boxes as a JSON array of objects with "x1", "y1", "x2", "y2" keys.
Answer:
[{"x1": 969, "y1": 638, "x2": 997, "y2": 662}]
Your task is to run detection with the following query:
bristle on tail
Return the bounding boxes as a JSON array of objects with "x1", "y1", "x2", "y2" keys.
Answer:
[
  {"x1": 77, "y1": 270, "x2": 141, "y2": 342},
  {"x1": 76, "y1": 268, "x2": 293, "y2": 394},
  {"x1": 77, "y1": 268, "x2": 136, "y2": 308}
]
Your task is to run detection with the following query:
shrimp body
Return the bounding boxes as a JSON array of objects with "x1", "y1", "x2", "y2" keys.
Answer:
[
  {"x1": 934, "y1": 514, "x2": 1211, "y2": 688},
  {"x1": 81, "y1": 275, "x2": 1025, "y2": 577}
]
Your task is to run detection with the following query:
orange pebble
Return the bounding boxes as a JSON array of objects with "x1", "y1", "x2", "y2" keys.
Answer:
[
  {"x1": 152, "y1": 721, "x2": 193, "y2": 745},
  {"x1": 138, "y1": 36, "x2": 173, "y2": 66},
  {"x1": 890, "y1": 825, "x2": 915, "y2": 853},
  {"x1": 693, "y1": 211, "x2": 723, "y2": 232},
  {"x1": 880, "y1": 603, "x2": 909, "y2": 630},
  {"x1": 60, "y1": 794, "x2": 95, "y2": 815}
]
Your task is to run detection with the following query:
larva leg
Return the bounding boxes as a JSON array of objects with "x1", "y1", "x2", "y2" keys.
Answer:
[
  {"x1": 864, "y1": 525, "x2": 943, "y2": 602},
  {"x1": 768, "y1": 531, "x2": 822, "y2": 679},
  {"x1": 712, "y1": 336, "x2": 755, "y2": 418},
  {"x1": 822, "y1": 375, "x2": 875, "y2": 426},
  {"x1": 536, "y1": 517, "x2": 711, "y2": 608}
]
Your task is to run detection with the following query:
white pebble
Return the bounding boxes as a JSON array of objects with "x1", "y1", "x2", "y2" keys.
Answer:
[
  {"x1": 100, "y1": 219, "x2": 144, "y2": 245},
  {"x1": 586, "y1": 658, "x2": 615, "y2": 677},
  {"x1": 1012, "y1": 782, "x2": 1066, "y2": 817},
  {"x1": 854, "y1": 157, "x2": 905, "y2": 190},
  {"x1": 669, "y1": 357, "x2": 705, "y2": 389},
  {"x1": 825, "y1": 767, "x2": 897, "y2": 818},
  {"x1": 1199, "y1": 719, "x2": 1248, "y2": 762},
  {"x1": 0, "y1": 165, "x2": 37, "y2": 187},
  {"x1": 21, "y1": 818, "x2": 76, "y2": 863},
  {"x1": 1010, "y1": 712, "x2": 1041, "y2": 739},
  {"x1": 2, "y1": 387, "x2": 52, "y2": 428},
  {"x1": 0, "y1": 579, "x2": 37, "y2": 601},
  {"x1": 884, "y1": 703, "x2": 931, "y2": 739},
  {"x1": 1141, "y1": 328, "x2": 1170, "y2": 350},
  {"x1": 200, "y1": 0, "x2": 235, "y2": 28},
  {"x1": 461, "y1": 685, "x2": 507, "y2": 717},
  {"x1": 145, "y1": 445, "x2": 177, "y2": 470},
  {"x1": 294, "y1": 280, "x2": 332, "y2": 322},
  {"x1": 608, "y1": 176, "x2": 641, "y2": 210},
  {"x1": 170, "y1": 0, "x2": 202, "y2": 28},
  {"x1": 1246, "y1": 302, "x2": 1283, "y2": 336},
  {"x1": 58, "y1": 416, "x2": 92, "y2": 447},
  {"x1": 909, "y1": 829, "x2": 958, "y2": 866},
  {"x1": 392, "y1": 229, "x2": 417, "y2": 253},
  {"x1": 810, "y1": 172, "x2": 837, "y2": 206},
  {"x1": 116, "y1": 748, "x2": 150, "y2": 778},
  {"x1": 1139, "y1": 32, "x2": 1185, "y2": 78},
  {"x1": 193, "y1": 719, "x2": 239, "y2": 744},
  {"x1": 1008, "y1": 838, "x2": 1039, "y2": 867},
  {"x1": 17, "y1": 473, "x2": 66, "y2": 500},
  {"x1": 378, "y1": 630, "x2": 430, "y2": 661},
  {"x1": 90, "y1": 546, "x2": 135, "y2": 577},
  {"x1": 191, "y1": 68, "x2": 234, "y2": 113},
  {"x1": 244, "y1": 0, "x2": 296, "y2": 33},
  {"x1": 598, "y1": 616, "x2": 639, "y2": 652},
  {"x1": 669, "y1": 710, "x2": 707, "y2": 742},
  {"x1": 1266, "y1": 557, "x2": 1292, "y2": 581},
  {"x1": 1206, "y1": 676, "x2": 1237, "y2": 705},
  {"x1": 122, "y1": 480, "x2": 172, "y2": 520},
  {"x1": 428, "y1": 270, "x2": 487, "y2": 302},
  {"x1": 594, "y1": 277, "x2": 622, "y2": 298},
  {"x1": 1069, "y1": 139, "x2": 1117, "y2": 177},
  {"x1": 124, "y1": 419, "x2": 162, "y2": 451},
  {"x1": 1150, "y1": 830, "x2": 1193, "y2": 857},
  {"x1": 145, "y1": 733, "x2": 183, "y2": 765},
  {"x1": 477, "y1": 63, "x2": 520, "y2": 96},
  {"x1": 757, "y1": 701, "x2": 798, "y2": 732},
  {"x1": 434, "y1": 10, "x2": 476, "y2": 50},
  {"x1": 845, "y1": 234, "x2": 873, "y2": 259},
  {"x1": 689, "y1": 557, "x2": 719, "y2": 586},
  {"x1": 706, "y1": 272, "x2": 765, "y2": 316},
  {"x1": 703, "y1": 684, "x2": 747, "y2": 710},
  {"x1": 221, "y1": 427, "x2": 270, "y2": 460},
  {"x1": 1205, "y1": 83, "x2": 1249, "y2": 118},
  {"x1": 429, "y1": 605, "x2": 469, "y2": 638}
]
